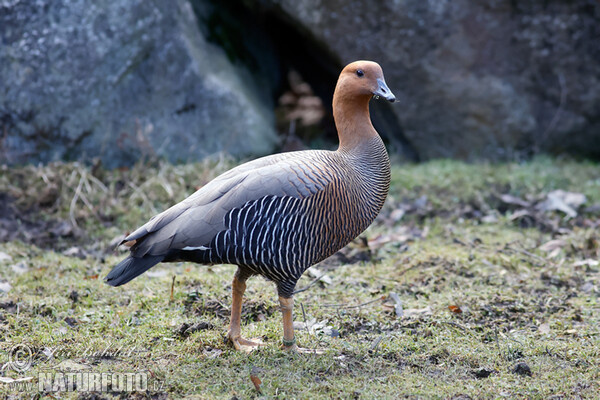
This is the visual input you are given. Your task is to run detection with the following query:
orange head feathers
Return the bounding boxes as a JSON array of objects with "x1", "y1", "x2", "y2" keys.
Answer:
[
  {"x1": 334, "y1": 60, "x2": 395, "y2": 104},
  {"x1": 333, "y1": 60, "x2": 395, "y2": 150}
]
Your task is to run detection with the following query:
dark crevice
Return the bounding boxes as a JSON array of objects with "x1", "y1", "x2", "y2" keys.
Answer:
[{"x1": 194, "y1": 0, "x2": 418, "y2": 160}]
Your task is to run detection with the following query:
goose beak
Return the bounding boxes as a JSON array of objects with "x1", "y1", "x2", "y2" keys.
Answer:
[{"x1": 373, "y1": 78, "x2": 395, "y2": 103}]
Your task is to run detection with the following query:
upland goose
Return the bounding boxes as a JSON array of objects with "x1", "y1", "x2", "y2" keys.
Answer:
[{"x1": 106, "y1": 60, "x2": 395, "y2": 352}]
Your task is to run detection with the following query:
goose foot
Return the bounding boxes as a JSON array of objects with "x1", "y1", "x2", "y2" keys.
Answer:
[
  {"x1": 281, "y1": 341, "x2": 326, "y2": 354},
  {"x1": 228, "y1": 333, "x2": 264, "y2": 353}
]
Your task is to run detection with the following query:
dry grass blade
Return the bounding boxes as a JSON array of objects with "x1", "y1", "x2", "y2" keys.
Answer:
[{"x1": 69, "y1": 173, "x2": 85, "y2": 228}]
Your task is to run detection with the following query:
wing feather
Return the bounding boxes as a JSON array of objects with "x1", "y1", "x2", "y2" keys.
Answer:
[{"x1": 126, "y1": 150, "x2": 334, "y2": 257}]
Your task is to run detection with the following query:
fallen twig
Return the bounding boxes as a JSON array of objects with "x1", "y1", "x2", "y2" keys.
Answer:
[
  {"x1": 69, "y1": 174, "x2": 85, "y2": 228},
  {"x1": 170, "y1": 275, "x2": 176, "y2": 302},
  {"x1": 313, "y1": 296, "x2": 385, "y2": 309},
  {"x1": 293, "y1": 275, "x2": 327, "y2": 294},
  {"x1": 439, "y1": 321, "x2": 469, "y2": 332},
  {"x1": 369, "y1": 334, "x2": 385, "y2": 353}
]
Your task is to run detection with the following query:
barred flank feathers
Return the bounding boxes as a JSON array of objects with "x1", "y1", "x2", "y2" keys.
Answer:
[{"x1": 197, "y1": 138, "x2": 390, "y2": 297}]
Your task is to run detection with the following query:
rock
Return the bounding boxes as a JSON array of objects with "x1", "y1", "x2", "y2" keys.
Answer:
[
  {"x1": 262, "y1": 0, "x2": 600, "y2": 160},
  {"x1": 2, "y1": 0, "x2": 598, "y2": 164},
  {"x1": 0, "y1": 0, "x2": 278, "y2": 167}
]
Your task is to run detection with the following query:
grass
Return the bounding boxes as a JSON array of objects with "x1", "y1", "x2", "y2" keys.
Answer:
[{"x1": 0, "y1": 156, "x2": 599, "y2": 399}]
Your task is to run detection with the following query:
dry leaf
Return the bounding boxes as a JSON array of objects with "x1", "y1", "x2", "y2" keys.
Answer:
[
  {"x1": 537, "y1": 190, "x2": 586, "y2": 218},
  {"x1": 63, "y1": 246, "x2": 86, "y2": 258},
  {"x1": 499, "y1": 194, "x2": 531, "y2": 208},
  {"x1": 509, "y1": 209, "x2": 530, "y2": 221},
  {"x1": 572, "y1": 259, "x2": 599, "y2": 267},
  {"x1": 403, "y1": 307, "x2": 432, "y2": 318},
  {"x1": 389, "y1": 208, "x2": 405, "y2": 223},
  {"x1": 539, "y1": 239, "x2": 566, "y2": 252},
  {"x1": 250, "y1": 366, "x2": 263, "y2": 394},
  {"x1": 538, "y1": 323, "x2": 550, "y2": 334},
  {"x1": 368, "y1": 232, "x2": 411, "y2": 250},
  {"x1": 202, "y1": 348, "x2": 222, "y2": 359},
  {"x1": 448, "y1": 305, "x2": 462, "y2": 314},
  {"x1": 306, "y1": 267, "x2": 332, "y2": 285},
  {"x1": 84, "y1": 274, "x2": 99, "y2": 280}
]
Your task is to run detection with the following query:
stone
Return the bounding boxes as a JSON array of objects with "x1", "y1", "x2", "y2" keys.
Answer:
[
  {"x1": 0, "y1": 0, "x2": 278, "y2": 167},
  {"x1": 263, "y1": 0, "x2": 600, "y2": 160}
]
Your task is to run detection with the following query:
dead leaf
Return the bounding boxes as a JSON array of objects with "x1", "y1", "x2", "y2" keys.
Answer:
[
  {"x1": 202, "y1": 348, "x2": 223, "y2": 359},
  {"x1": 293, "y1": 318, "x2": 316, "y2": 331},
  {"x1": 84, "y1": 274, "x2": 99, "y2": 280},
  {"x1": 572, "y1": 259, "x2": 599, "y2": 267},
  {"x1": 368, "y1": 232, "x2": 412, "y2": 250},
  {"x1": 294, "y1": 318, "x2": 334, "y2": 336},
  {"x1": 499, "y1": 194, "x2": 531, "y2": 208},
  {"x1": 389, "y1": 208, "x2": 405, "y2": 223},
  {"x1": 538, "y1": 323, "x2": 550, "y2": 334},
  {"x1": 250, "y1": 366, "x2": 263, "y2": 394},
  {"x1": 63, "y1": 246, "x2": 86, "y2": 258},
  {"x1": 403, "y1": 307, "x2": 432, "y2": 318},
  {"x1": 548, "y1": 248, "x2": 562, "y2": 259},
  {"x1": 448, "y1": 305, "x2": 462, "y2": 314},
  {"x1": 539, "y1": 239, "x2": 566, "y2": 252},
  {"x1": 550, "y1": 190, "x2": 586, "y2": 208},
  {"x1": 508, "y1": 209, "x2": 531, "y2": 221},
  {"x1": 537, "y1": 190, "x2": 586, "y2": 218},
  {"x1": 306, "y1": 267, "x2": 332, "y2": 285}
]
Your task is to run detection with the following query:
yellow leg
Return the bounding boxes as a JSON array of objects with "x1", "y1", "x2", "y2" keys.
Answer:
[
  {"x1": 279, "y1": 295, "x2": 326, "y2": 354},
  {"x1": 227, "y1": 274, "x2": 263, "y2": 352},
  {"x1": 279, "y1": 296, "x2": 297, "y2": 351}
]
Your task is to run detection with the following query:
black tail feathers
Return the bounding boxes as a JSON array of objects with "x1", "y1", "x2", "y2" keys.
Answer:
[{"x1": 104, "y1": 255, "x2": 164, "y2": 287}]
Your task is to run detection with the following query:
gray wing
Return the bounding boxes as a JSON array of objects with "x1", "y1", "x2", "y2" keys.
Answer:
[{"x1": 124, "y1": 151, "x2": 334, "y2": 257}]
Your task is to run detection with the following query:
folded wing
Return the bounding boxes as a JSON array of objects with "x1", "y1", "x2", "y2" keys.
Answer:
[{"x1": 124, "y1": 151, "x2": 334, "y2": 258}]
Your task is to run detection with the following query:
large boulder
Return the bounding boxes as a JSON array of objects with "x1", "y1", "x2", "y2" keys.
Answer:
[
  {"x1": 264, "y1": 0, "x2": 600, "y2": 160},
  {"x1": 0, "y1": 0, "x2": 278, "y2": 167}
]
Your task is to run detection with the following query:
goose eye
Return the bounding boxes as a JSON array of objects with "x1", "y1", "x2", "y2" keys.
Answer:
[{"x1": 356, "y1": 69, "x2": 364, "y2": 77}]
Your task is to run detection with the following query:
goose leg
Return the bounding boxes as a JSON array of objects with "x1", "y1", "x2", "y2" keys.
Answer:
[
  {"x1": 279, "y1": 296, "x2": 297, "y2": 351},
  {"x1": 279, "y1": 295, "x2": 326, "y2": 354},
  {"x1": 227, "y1": 273, "x2": 263, "y2": 352}
]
